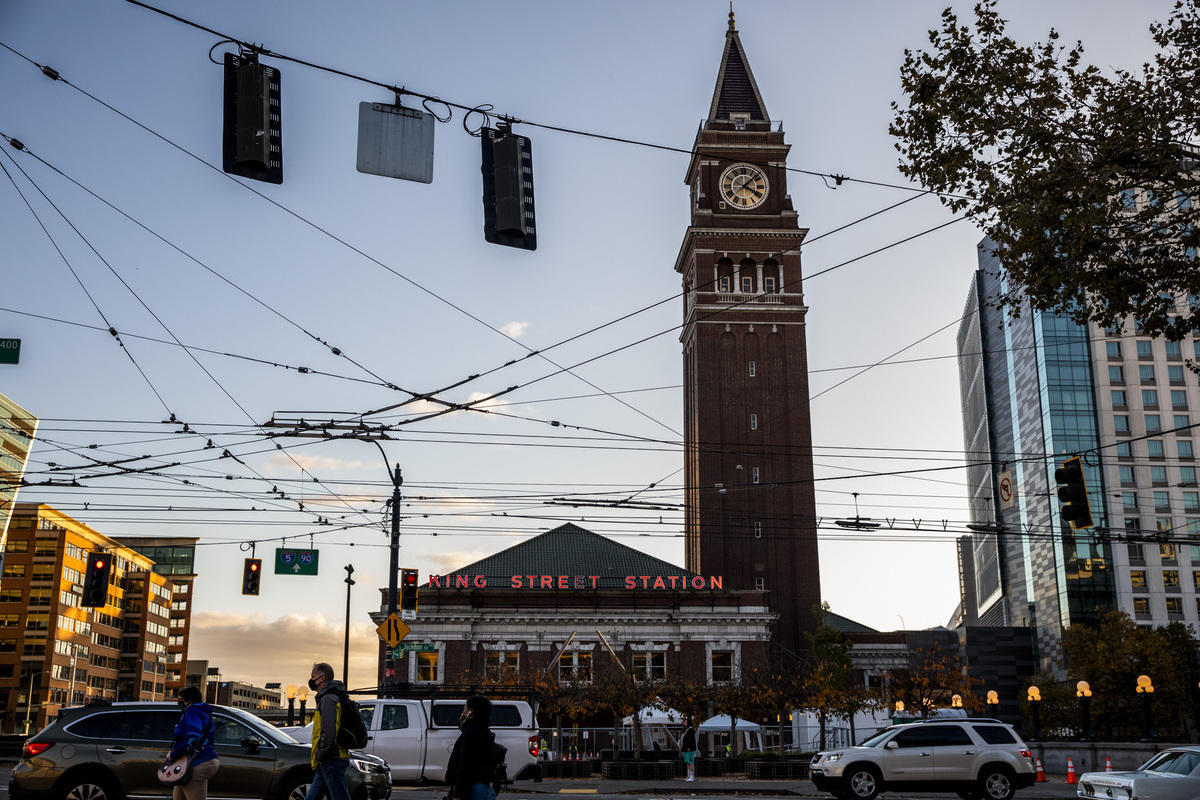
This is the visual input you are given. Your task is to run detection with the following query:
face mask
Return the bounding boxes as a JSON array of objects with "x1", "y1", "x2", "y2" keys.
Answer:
[
  {"x1": 178, "y1": 700, "x2": 187, "y2": 710},
  {"x1": 308, "y1": 678, "x2": 319, "y2": 691}
]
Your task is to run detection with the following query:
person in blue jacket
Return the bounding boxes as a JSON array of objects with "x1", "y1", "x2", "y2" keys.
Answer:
[{"x1": 168, "y1": 685, "x2": 219, "y2": 800}]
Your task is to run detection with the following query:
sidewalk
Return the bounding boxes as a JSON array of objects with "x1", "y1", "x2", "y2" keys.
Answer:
[{"x1": 510, "y1": 775, "x2": 1083, "y2": 797}]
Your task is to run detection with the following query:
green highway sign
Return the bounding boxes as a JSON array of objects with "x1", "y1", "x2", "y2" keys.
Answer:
[
  {"x1": 392, "y1": 643, "x2": 435, "y2": 655},
  {"x1": 0, "y1": 339, "x2": 20, "y2": 365},
  {"x1": 274, "y1": 548, "x2": 319, "y2": 576}
]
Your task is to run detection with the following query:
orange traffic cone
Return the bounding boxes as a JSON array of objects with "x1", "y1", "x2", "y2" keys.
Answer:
[
  {"x1": 1106, "y1": 757, "x2": 1113, "y2": 773},
  {"x1": 1035, "y1": 759, "x2": 1047, "y2": 783},
  {"x1": 1066, "y1": 758, "x2": 1078, "y2": 784}
]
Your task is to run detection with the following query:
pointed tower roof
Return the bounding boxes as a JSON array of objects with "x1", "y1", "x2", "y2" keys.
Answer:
[{"x1": 706, "y1": 7, "x2": 770, "y2": 124}]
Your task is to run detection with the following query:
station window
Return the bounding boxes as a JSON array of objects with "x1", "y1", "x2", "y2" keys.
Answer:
[
  {"x1": 416, "y1": 651, "x2": 439, "y2": 683},
  {"x1": 631, "y1": 652, "x2": 666, "y2": 682},
  {"x1": 754, "y1": 578, "x2": 765, "y2": 590},
  {"x1": 751, "y1": 467, "x2": 760, "y2": 484},
  {"x1": 750, "y1": 413, "x2": 758, "y2": 431},
  {"x1": 748, "y1": 361, "x2": 756, "y2": 377},
  {"x1": 710, "y1": 651, "x2": 734, "y2": 683},
  {"x1": 754, "y1": 522, "x2": 762, "y2": 539},
  {"x1": 558, "y1": 651, "x2": 592, "y2": 684}
]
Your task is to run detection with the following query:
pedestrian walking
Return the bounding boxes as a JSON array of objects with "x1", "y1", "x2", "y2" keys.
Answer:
[
  {"x1": 306, "y1": 661, "x2": 352, "y2": 800},
  {"x1": 680, "y1": 718, "x2": 698, "y2": 782},
  {"x1": 167, "y1": 685, "x2": 219, "y2": 800},
  {"x1": 446, "y1": 695, "x2": 499, "y2": 800}
]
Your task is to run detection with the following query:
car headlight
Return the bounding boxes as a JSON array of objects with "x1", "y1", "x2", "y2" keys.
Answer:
[
  {"x1": 351, "y1": 758, "x2": 386, "y2": 775},
  {"x1": 824, "y1": 752, "x2": 843, "y2": 763}
]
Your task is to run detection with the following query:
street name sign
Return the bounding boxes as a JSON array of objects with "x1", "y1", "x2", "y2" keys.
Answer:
[
  {"x1": 392, "y1": 642, "x2": 435, "y2": 655},
  {"x1": 376, "y1": 613, "x2": 410, "y2": 647},
  {"x1": 0, "y1": 339, "x2": 20, "y2": 364},
  {"x1": 275, "y1": 548, "x2": 319, "y2": 575}
]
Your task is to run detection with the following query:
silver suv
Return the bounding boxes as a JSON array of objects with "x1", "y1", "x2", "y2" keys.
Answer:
[{"x1": 810, "y1": 718, "x2": 1035, "y2": 800}]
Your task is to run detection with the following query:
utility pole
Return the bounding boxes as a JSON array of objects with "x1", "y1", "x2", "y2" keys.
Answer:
[
  {"x1": 387, "y1": 465, "x2": 402, "y2": 614},
  {"x1": 343, "y1": 564, "x2": 355, "y2": 686},
  {"x1": 23, "y1": 669, "x2": 40, "y2": 735}
]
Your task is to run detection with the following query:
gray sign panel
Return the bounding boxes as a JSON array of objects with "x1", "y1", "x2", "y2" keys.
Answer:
[{"x1": 357, "y1": 102, "x2": 434, "y2": 183}]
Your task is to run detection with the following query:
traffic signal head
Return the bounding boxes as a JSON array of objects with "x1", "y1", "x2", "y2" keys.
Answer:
[
  {"x1": 242, "y1": 558, "x2": 262, "y2": 596},
  {"x1": 81, "y1": 551, "x2": 112, "y2": 607},
  {"x1": 222, "y1": 52, "x2": 283, "y2": 184},
  {"x1": 481, "y1": 126, "x2": 536, "y2": 250},
  {"x1": 1054, "y1": 456, "x2": 1094, "y2": 529},
  {"x1": 400, "y1": 568, "x2": 418, "y2": 614}
]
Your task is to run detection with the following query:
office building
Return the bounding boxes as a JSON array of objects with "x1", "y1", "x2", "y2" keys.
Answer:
[
  {"x1": 115, "y1": 536, "x2": 198, "y2": 695},
  {"x1": 0, "y1": 393, "x2": 37, "y2": 552},
  {"x1": 957, "y1": 237, "x2": 1200, "y2": 669}
]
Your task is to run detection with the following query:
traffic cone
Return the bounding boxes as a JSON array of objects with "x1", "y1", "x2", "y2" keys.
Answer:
[
  {"x1": 1106, "y1": 757, "x2": 1113, "y2": 773},
  {"x1": 1066, "y1": 758, "x2": 1077, "y2": 784},
  {"x1": 1035, "y1": 759, "x2": 1047, "y2": 783}
]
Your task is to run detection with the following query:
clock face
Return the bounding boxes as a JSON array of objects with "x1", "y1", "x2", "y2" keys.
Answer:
[{"x1": 720, "y1": 163, "x2": 769, "y2": 210}]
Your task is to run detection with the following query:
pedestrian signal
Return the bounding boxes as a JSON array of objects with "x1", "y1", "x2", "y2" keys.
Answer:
[{"x1": 242, "y1": 558, "x2": 262, "y2": 595}]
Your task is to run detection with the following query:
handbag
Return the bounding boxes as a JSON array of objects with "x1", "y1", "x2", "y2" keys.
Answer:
[{"x1": 158, "y1": 708, "x2": 214, "y2": 787}]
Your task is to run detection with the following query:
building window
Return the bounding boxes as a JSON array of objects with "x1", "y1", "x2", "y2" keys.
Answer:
[
  {"x1": 1144, "y1": 389, "x2": 1160, "y2": 408},
  {"x1": 1181, "y1": 467, "x2": 1197, "y2": 486},
  {"x1": 1181, "y1": 441, "x2": 1196, "y2": 460},
  {"x1": 558, "y1": 651, "x2": 592, "y2": 684},
  {"x1": 1185, "y1": 491, "x2": 1200, "y2": 513},
  {"x1": 1149, "y1": 440, "x2": 1166, "y2": 459},
  {"x1": 763, "y1": 276, "x2": 777, "y2": 293},
  {"x1": 750, "y1": 414, "x2": 758, "y2": 431},
  {"x1": 1161, "y1": 543, "x2": 1177, "y2": 563},
  {"x1": 1172, "y1": 390, "x2": 1189, "y2": 409},
  {"x1": 1137, "y1": 340, "x2": 1154, "y2": 359},
  {"x1": 718, "y1": 276, "x2": 731, "y2": 293},
  {"x1": 754, "y1": 522, "x2": 762, "y2": 539},
  {"x1": 4, "y1": 540, "x2": 27, "y2": 554},
  {"x1": 1151, "y1": 466, "x2": 1168, "y2": 485},
  {"x1": 1164, "y1": 570, "x2": 1181, "y2": 590},
  {"x1": 1169, "y1": 365, "x2": 1186, "y2": 384},
  {"x1": 1109, "y1": 365, "x2": 1125, "y2": 383},
  {"x1": 1119, "y1": 466, "x2": 1136, "y2": 485},
  {"x1": 1, "y1": 564, "x2": 25, "y2": 579},
  {"x1": 631, "y1": 652, "x2": 666, "y2": 682},
  {"x1": 741, "y1": 276, "x2": 753, "y2": 293},
  {"x1": 1175, "y1": 414, "x2": 1191, "y2": 433},
  {"x1": 484, "y1": 650, "x2": 519, "y2": 681},
  {"x1": 754, "y1": 577, "x2": 765, "y2": 590},
  {"x1": 1167, "y1": 597, "x2": 1184, "y2": 617},
  {"x1": 1154, "y1": 490, "x2": 1171, "y2": 511},
  {"x1": 751, "y1": 467, "x2": 760, "y2": 484},
  {"x1": 1123, "y1": 492, "x2": 1139, "y2": 510},
  {"x1": 1130, "y1": 570, "x2": 1147, "y2": 590},
  {"x1": 1117, "y1": 442, "x2": 1133, "y2": 458},
  {"x1": 1112, "y1": 390, "x2": 1127, "y2": 408},
  {"x1": 1128, "y1": 543, "x2": 1145, "y2": 564},
  {"x1": 747, "y1": 361, "x2": 756, "y2": 378},
  {"x1": 416, "y1": 651, "x2": 439, "y2": 682},
  {"x1": 1167, "y1": 341, "x2": 1183, "y2": 359},
  {"x1": 710, "y1": 651, "x2": 734, "y2": 684},
  {"x1": 1114, "y1": 416, "x2": 1130, "y2": 434},
  {"x1": 1147, "y1": 415, "x2": 1162, "y2": 434},
  {"x1": 1106, "y1": 341, "x2": 1122, "y2": 359}
]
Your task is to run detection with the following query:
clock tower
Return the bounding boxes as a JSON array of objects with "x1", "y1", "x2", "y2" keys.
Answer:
[{"x1": 676, "y1": 11, "x2": 821, "y2": 657}]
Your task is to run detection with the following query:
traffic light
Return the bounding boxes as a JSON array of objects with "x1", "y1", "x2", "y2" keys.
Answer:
[
  {"x1": 1055, "y1": 456, "x2": 1094, "y2": 529},
  {"x1": 242, "y1": 558, "x2": 262, "y2": 595},
  {"x1": 481, "y1": 125, "x2": 536, "y2": 250},
  {"x1": 400, "y1": 568, "x2": 418, "y2": 618},
  {"x1": 81, "y1": 551, "x2": 111, "y2": 607},
  {"x1": 222, "y1": 51, "x2": 283, "y2": 184}
]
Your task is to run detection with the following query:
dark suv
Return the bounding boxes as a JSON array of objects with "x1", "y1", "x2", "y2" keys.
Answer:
[{"x1": 9, "y1": 701, "x2": 392, "y2": 800}]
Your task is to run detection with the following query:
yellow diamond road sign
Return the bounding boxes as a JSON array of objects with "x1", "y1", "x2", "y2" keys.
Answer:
[{"x1": 377, "y1": 613, "x2": 410, "y2": 647}]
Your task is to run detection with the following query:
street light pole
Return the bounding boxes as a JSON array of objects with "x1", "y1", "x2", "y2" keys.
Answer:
[
  {"x1": 343, "y1": 564, "x2": 355, "y2": 686},
  {"x1": 387, "y1": 464, "x2": 402, "y2": 614},
  {"x1": 23, "y1": 669, "x2": 41, "y2": 735}
]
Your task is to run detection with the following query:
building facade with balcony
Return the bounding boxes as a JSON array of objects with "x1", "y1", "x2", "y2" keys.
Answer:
[{"x1": 957, "y1": 238, "x2": 1200, "y2": 670}]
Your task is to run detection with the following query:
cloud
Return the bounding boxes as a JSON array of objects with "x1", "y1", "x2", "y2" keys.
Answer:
[
  {"x1": 266, "y1": 453, "x2": 368, "y2": 473},
  {"x1": 499, "y1": 321, "x2": 531, "y2": 338},
  {"x1": 425, "y1": 549, "x2": 492, "y2": 574},
  {"x1": 187, "y1": 611, "x2": 379, "y2": 690}
]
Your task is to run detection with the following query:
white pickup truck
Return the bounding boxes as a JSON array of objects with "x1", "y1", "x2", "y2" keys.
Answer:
[{"x1": 284, "y1": 697, "x2": 541, "y2": 784}]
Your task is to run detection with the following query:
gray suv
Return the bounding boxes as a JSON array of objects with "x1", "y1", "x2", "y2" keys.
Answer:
[
  {"x1": 810, "y1": 718, "x2": 1035, "y2": 800},
  {"x1": 9, "y1": 701, "x2": 392, "y2": 800}
]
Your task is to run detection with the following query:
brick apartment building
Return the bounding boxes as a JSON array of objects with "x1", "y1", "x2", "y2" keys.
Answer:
[
  {"x1": 115, "y1": 536, "x2": 198, "y2": 695},
  {"x1": 0, "y1": 504, "x2": 184, "y2": 732}
]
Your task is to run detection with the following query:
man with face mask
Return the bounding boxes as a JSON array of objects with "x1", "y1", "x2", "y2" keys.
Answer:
[
  {"x1": 445, "y1": 695, "x2": 497, "y2": 800},
  {"x1": 306, "y1": 661, "x2": 351, "y2": 800}
]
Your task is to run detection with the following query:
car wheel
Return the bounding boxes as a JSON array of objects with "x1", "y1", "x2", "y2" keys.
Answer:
[
  {"x1": 843, "y1": 765, "x2": 881, "y2": 800},
  {"x1": 979, "y1": 766, "x2": 1015, "y2": 800},
  {"x1": 60, "y1": 775, "x2": 116, "y2": 800},
  {"x1": 279, "y1": 775, "x2": 312, "y2": 800}
]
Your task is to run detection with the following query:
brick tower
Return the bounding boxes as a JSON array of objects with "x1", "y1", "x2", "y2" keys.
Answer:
[{"x1": 677, "y1": 11, "x2": 821, "y2": 658}]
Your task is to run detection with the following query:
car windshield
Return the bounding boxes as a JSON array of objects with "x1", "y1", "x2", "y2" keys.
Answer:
[
  {"x1": 857, "y1": 727, "x2": 899, "y2": 748},
  {"x1": 1142, "y1": 751, "x2": 1200, "y2": 775}
]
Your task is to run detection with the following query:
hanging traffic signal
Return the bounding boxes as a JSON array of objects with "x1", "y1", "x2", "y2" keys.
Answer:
[
  {"x1": 481, "y1": 124, "x2": 536, "y2": 250},
  {"x1": 1055, "y1": 456, "x2": 1094, "y2": 529},
  {"x1": 82, "y1": 551, "x2": 112, "y2": 607},
  {"x1": 400, "y1": 568, "x2": 418, "y2": 618},
  {"x1": 222, "y1": 51, "x2": 283, "y2": 184},
  {"x1": 242, "y1": 558, "x2": 262, "y2": 595}
]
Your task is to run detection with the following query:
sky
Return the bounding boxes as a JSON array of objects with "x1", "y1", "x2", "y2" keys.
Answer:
[{"x1": 0, "y1": 0, "x2": 1177, "y2": 688}]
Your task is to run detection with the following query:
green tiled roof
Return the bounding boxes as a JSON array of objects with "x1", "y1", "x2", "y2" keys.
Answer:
[
  {"x1": 826, "y1": 611, "x2": 879, "y2": 634},
  {"x1": 429, "y1": 523, "x2": 697, "y2": 590}
]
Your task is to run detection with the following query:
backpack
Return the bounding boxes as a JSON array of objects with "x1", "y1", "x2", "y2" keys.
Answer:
[
  {"x1": 335, "y1": 693, "x2": 369, "y2": 750},
  {"x1": 490, "y1": 741, "x2": 508, "y2": 792}
]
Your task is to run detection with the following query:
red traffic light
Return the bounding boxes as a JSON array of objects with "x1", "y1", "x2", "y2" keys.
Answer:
[
  {"x1": 403, "y1": 572, "x2": 417, "y2": 585},
  {"x1": 250, "y1": 562, "x2": 259, "y2": 572},
  {"x1": 93, "y1": 559, "x2": 105, "y2": 569}
]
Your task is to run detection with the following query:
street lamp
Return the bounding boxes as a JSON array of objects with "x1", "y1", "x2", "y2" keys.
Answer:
[
  {"x1": 1136, "y1": 674, "x2": 1155, "y2": 742},
  {"x1": 1026, "y1": 685, "x2": 1042, "y2": 741},
  {"x1": 22, "y1": 670, "x2": 42, "y2": 735},
  {"x1": 986, "y1": 690, "x2": 999, "y2": 718},
  {"x1": 298, "y1": 685, "x2": 309, "y2": 725},
  {"x1": 1076, "y1": 681, "x2": 1093, "y2": 741},
  {"x1": 285, "y1": 684, "x2": 298, "y2": 727},
  {"x1": 951, "y1": 694, "x2": 963, "y2": 709}
]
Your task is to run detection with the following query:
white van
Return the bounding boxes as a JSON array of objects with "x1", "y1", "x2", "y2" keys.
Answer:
[{"x1": 285, "y1": 697, "x2": 540, "y2": 783}]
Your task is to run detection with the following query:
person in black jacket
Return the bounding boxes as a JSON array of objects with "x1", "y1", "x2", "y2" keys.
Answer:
[
  {"x1": 445, "y1": 695, "x2": 497, "y2": 800},
  {"x1": 679, "y1": 717, "x2": 698, "y2": 782}
]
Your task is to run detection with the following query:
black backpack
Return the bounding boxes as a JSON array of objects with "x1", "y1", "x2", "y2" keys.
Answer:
[
  {"x1": 490, "y1": 741, "x2": 508, "y2": 792},
  {"x1": 335, "y1": 693, "x2": 369, "y2": 750}
]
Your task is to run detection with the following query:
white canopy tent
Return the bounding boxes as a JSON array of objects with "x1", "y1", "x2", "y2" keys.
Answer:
[
  {"x1": 619, "y1": 702, "x2": 685, "y2": 750},
  {"x1": 698, "y1": 714, "x2": 764, "y2": 754},
  {"x1": 621, "y1": 705, "x2": 684, "y2": 726}
]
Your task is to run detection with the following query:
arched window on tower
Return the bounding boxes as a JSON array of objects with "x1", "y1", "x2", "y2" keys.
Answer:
[
  {"x1": 715, "y1": 258, "x2": 734, "y2": 294},
  {"x1": 740, "y1": 259, "x2": 756, "y2": 293},
  {"x1": 763, "y1": 259, "x2": 779, "y2": 293}
]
